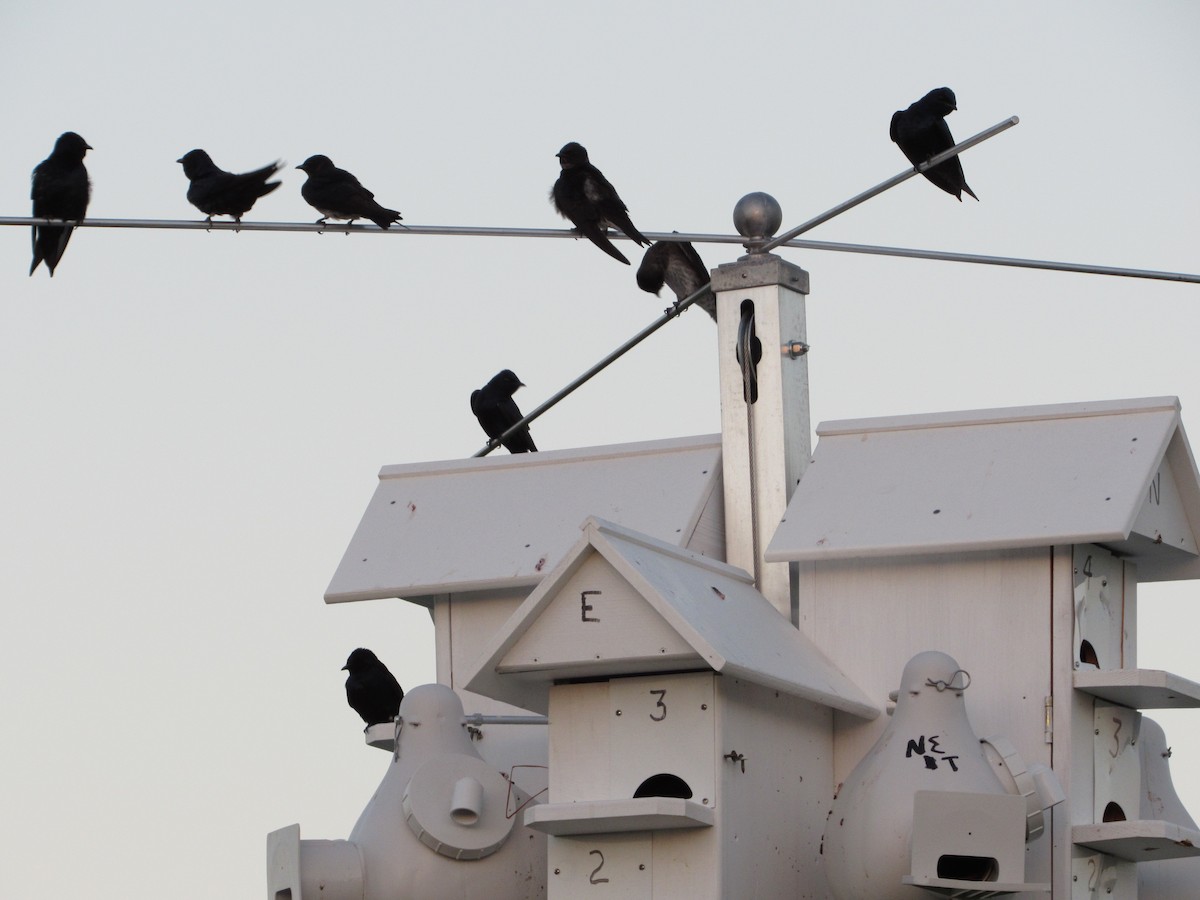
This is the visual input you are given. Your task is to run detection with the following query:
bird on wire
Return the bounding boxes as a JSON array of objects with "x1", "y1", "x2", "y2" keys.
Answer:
[
  {"x1": 297, "y1": 155, "x2": 402, "y2": 232},
  {"x1": 471, "y1": 369, "x2": 538, "y2": 453},
  {"x1": 637, "y1": 237, "x2": 715, "y2": 321},
  {"x1": 30, "y1": 131, "x2": 92, "y2": 277},
  {"x1": 177, "y1": 149, "x2": 282, "y2": 229},
  {"x1": 890, "y1": 87, "x2": 978, "y2": 201},
  {"x1": 551, "y1": 141, "x2": 649, "y2": 265},
  {"x1": 343, "y1": 648, "x2": 405, "y2": 727}
]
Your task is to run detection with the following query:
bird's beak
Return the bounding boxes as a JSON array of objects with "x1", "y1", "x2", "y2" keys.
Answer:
[
  {"x1": 341, "y1": 664, "x2": 349, "y2": 671},
  {"x1": 175, "y1": 157, "x2": 183, "y2": 164}
]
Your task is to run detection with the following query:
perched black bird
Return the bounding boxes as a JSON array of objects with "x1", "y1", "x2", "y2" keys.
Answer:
[
  {"x1": 890, "y1": 87, "x2": 978, "y2": 201},
  {"x1": 551, "y1": 142, "x2": 649, "y2": 265},
  {"x1": 30, "y1": 132, "x2": 92, "y2": 277},
  {"x1": 637, "y1": 238, "x2": 716, "y2": 321},
  {"x1": 471, "y1": 369, "x2": 537, "y2": 453},
  {"x1": 342, "y1": 648, "x2": 404, "y2": 727},
  {"x1": 177, "y1": 149, "x2": 282, "y2": 227},
  {"x1": 296, "y1": 155, "x2": 402, "y2": 230}
]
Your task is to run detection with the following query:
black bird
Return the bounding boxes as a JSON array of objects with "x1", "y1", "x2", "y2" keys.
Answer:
[
  {"x1": 471, "y1": 369, "x2": 537, "y2": 453},
  {"x1": 296, "y1": 155, "x2": 401, "y2": 230},
  {"x1": 551, "y1": 142, "x2": 649, "y2": 265},
  {"x1": 177, "y1": 149, "x2": 282, "y2": 227},
  {"x1": 342, "y1": 648, "x2": 404, "y2": 727},
  {"x1": 890, "y1": 87, "x2": 978, "y2": 201},
  {"x1": 30, "y1": 132, "x2": 92, "y2": 277},
  {"x1": 637, "y1": 238, "x2": 716, "y2": 321}
]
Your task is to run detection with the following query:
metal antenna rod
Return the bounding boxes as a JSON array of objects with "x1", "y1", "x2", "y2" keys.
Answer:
[
  {"x1": 473, "y1": 284, "x2": 712, "y2": 457},
  {"x1": 757, "y1": 116, "x2": 1020, "y2": 253}
]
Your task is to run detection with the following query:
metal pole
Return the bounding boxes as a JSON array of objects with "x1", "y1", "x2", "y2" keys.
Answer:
[{"x1": 757, "y1": 116, "x2": 1020, "y2": 253}]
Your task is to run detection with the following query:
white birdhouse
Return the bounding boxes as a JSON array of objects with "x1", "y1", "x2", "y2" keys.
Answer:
[
  {"x1": 268, "y1": 684, "x2": 546, "y2": 900},
  {"x1": 323, "y1": 434, "x2": 725, "y2": 778},
  {"x1": 824, "y1": 650, "x2": 1054, "y2": 898},
  {"x1": 766, "y1": 396, "x2": 1200, "y2": 895},
  {"x1": 465, "y1": 516, "x2": 878, "y2": 898}
]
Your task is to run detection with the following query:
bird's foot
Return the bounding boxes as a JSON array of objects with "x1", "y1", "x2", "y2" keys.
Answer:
[
  {"x1": 233, "y1": 216, "x2": 242, "y2": 234},
  {"x1": 345, "y1": 219, "x2": 355, "y2": 236},
  {"x1": 315, "y1": 217, "x2": 327, "y2": 235},
  {"x1": 205, "y1": 216, "x2": 213, "y2": 233}
]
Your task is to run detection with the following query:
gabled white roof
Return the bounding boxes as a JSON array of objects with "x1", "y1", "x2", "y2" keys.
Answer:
[
  {"x1": 766, "y1": 397, "x2": 1200, "y2": 581},
  {"x1": 465, "y1": 517, "x2": 879, "y2": 719},
  {"x1": 325, "y1": 435, "x2": 723, "y2": 604}
]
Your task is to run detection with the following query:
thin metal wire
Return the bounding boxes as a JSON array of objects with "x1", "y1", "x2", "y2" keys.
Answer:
[
  {"x1": 4, "y1": 216, "x2": 1194, "y2": 284},
  {"x1": 757, "y1": 116, "x2": 1020, "y2": 253}
]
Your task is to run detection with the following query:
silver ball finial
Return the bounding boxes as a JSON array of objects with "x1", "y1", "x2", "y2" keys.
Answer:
[{"x1": 733, "y1": 192, "x2": 783, "y2": 240}]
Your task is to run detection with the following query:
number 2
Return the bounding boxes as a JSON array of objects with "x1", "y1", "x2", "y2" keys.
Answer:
[{"x1": 588, "y1": 849, "x2": 609, "y2": 884}]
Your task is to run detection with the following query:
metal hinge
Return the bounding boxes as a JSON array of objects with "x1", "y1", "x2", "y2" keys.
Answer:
[{"x1": 1044, "y1": 696, "x2": 1054, "y2": 744}]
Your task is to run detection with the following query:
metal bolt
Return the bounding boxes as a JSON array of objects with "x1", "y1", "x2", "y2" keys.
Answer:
[{"x1": 615, "y1": 709, "x2": 622, "y2": 716}]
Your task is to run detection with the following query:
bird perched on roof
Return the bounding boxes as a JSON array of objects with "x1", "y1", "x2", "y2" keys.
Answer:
[
  {"x1": 343, "y1": 648, "x2": 405, "y2": 727},
  {"x1": 296, "y1": 155, "x2": 402, "y2": 231},
  {"x1": 30, "y1": 131, "x2": 92, "y2": 277},
  {"x1": 551, "y1": 141, "x2": 649, "y2": 265},
  {"x1": 637, "y1": 238, "x2": 716, "y2": 321},
  {"x1": 471, "y1": 369, "x2": 538, "y2": 453},
  {"x1": 176, "y1": 149, "x2": 282, "y2": 228},
  {"x1": 890, "y1": 87, "x2": 978, "y2": 201}
]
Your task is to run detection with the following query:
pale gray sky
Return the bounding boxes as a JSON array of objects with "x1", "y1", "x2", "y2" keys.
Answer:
[{"x1": 2, "y1": 2, "x2": 1198, "y2": 896}]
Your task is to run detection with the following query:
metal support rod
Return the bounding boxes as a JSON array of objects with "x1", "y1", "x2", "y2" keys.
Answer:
[
  {"x1": 461, "y1": 714, "x2": 549, "y2": 726},
  {"x1": 769, "y1": 238, "x2": 1200, "y2": 284},
  {"x1": 474, "y1": 284, "x2": 712, "y2": 456},
  {"x1": 4, "y1": 216, "x2": 1193, "y2": 284},
  {"x1": 757, "y1": 116, "x2": 1020, "y2": 253}
]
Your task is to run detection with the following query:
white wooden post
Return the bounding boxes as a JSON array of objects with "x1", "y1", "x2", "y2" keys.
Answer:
[{"x1": 712, "y1": 214, "x2": 810, "y2": 623}]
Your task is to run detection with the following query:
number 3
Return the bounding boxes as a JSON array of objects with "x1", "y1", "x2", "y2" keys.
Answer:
[{"x1": 649, "y1": 689, "x2": 667, "y2": 722}]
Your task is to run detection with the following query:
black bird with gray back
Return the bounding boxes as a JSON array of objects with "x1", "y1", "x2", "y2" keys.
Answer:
[
  {"x1": 343, "y1": 648, "x2": 404, "y2": 727},
  {"x1": 177, "y1": 149, "x2": 282, "y2": 226},
  {"x1": 30, "y1": 131, "x2": 91, "y2": 277},
  {"x1": 297, "y1": 155, "x2": 401, "y2": 230},
  {"x1": 551, "y1": 142, "x2": 649, "y2": 265},
  {"x1": 472, "y1": 369, "x2": 538, "y2": 453},
  {"x1": 637, "y1": 238, "x2": 715, "y2": 321},
  {"x1": 890, "y1": 87, "x2": 978, "y2": 201}
]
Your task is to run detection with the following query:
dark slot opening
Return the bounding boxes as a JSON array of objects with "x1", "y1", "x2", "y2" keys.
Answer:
[
  {"x1": 937, "y1": 854, "x2": 998, "y2": 882},
  {"x1": 633, "y1": 773, "x2": 693, "y2": 799}
]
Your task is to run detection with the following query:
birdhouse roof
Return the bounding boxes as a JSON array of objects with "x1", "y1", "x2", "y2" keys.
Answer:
[
  {"x1": 766, "y1": 396, "x2": 1200, "y2": 581},
  {"x1": 465, "y1": 516, "x2": 879, "y2": 718},
  {"x1": 325, "y1": 435, "x2": 723, "y2": 605}
]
